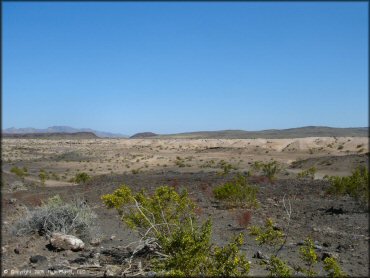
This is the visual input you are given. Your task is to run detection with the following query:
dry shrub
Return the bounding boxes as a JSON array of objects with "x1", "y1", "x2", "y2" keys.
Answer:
[
  {"x1": 195, "y1": 206, "x2": 203, "y2": 216},
  {"x1": 13, "y1": 195, "x2": 99, "y2": 240},
  {"x1": 237, "y1": 210, "x2": 252, "y2": 228},
  {"x1": 200, "y1": 182, "x2": 213, "y2": 198},
  {"x1": 24, "y1": 195, "x2": 43, "y2": 207}
]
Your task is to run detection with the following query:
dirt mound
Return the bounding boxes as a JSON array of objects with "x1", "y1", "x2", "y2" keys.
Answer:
[{"x1": 290, "y1": 154, "x2": 369, "y2": 172}]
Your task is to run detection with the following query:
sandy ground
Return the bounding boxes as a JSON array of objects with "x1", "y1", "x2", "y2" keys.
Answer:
[
  {"x1": 2, "y1": 137, "x2": 368, "y2": 184},
  {"x1": 1, "y1": 137, "x2": 369, "y2": 276}
]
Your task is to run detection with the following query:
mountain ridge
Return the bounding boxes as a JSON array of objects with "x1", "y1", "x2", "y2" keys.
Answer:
[
  {"x1": 3, "y1": 126, "x2": 127, "y2": 138},
  {"x1": 2, "y1": 132, "x2": 99, "y2": 139}
]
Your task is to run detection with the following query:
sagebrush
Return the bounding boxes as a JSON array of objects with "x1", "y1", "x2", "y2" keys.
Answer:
[{"x1": 13, "y1": 195, "x2": 98, "y2": 240}]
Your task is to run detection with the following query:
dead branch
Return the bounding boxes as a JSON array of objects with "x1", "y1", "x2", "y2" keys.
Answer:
[{"x1": 275, "y1": 194, "x2": 292, "y2": 256}]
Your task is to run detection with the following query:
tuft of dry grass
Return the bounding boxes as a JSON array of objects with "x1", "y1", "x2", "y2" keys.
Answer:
[{"x1": 237, "y1": 210, "x2": 252, "y2": 228}]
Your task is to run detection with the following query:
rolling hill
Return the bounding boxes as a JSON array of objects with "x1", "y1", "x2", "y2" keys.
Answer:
[{"x1": 130, "y1": 126, "x2": 369, "y2": 139}]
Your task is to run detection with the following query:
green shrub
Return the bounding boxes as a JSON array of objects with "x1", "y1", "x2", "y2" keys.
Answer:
[
  {"x1": 73, "y1": 172, "x2": 91, "y2": 184},
  {"x1": 102, "y1": 185, "x2": 250, "y2": 276},
  {"x1": 323, "y1": 257, "x2": 346, "y2": 277},
  {"x1": 297, "y1": 167, "x2": 317, "y2": 180},
  {"x1": 10, "y1": 166, "x2": 28, "y2": 179},
  {"x1": 250, "y1": 161, "x2": 281, "y2": 181},
  {"x1": 200, "y1": 160, "x2": 216, "y2": 168},
  {"x1": 217, "y1": 161, "x2": 238, "y2": 176},
  {"x1": 262, "y1": 161, "x2": 281, "y2": 181},
  {"x1": 39, "y1": 170, "x2": 49, "y2": 184},
  {"x1": 131, "y1": 169, "x2": 140, "y2": 175},
  {"x1": 213, "y1": 174, "x2": 259, "y2": 208},
  {"x1": 249, "y1": 218, "x2": 284, "y2": 247},
  {"x1": 326, "y1": 166, "x2": 369, "y2": 205},
  {"x1": 175, "y1": 157, "x2": 186, "y2": 168},
  {"x1": 299, "y1": 238, "x2": 318, "y2": 276},
  {"x1": 269, "y1": 256, "x2": 292, "y2": 277}
]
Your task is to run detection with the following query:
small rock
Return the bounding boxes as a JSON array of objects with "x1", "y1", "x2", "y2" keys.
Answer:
[
  {"x1": 323, "y1": 242, "x2": 330, "y2": 247},
  {"x1": 105, "y1": 265, "x2": 122, "y2": 276},
  {"x1": 90, "y1": 238, "x2": 102, "y2": 246},
  {"x1": 314, "y1": 245, "x2": 323, "y2": 250},
  {"x1": 50, "y1": 233, "x2": 85, "y2": 251},
  {"x1": 147, "y1": 271, "x2": 156, "y2": 277},
  {"x1": 14, "y1": 248, "x2": 20, "y2": 254},
  {"x1": 9, "y1": 198, "x2": 17, "y2": 204},
  {"x1": 322, "y1": 251, "x2": 339, "y2": 261},
  {"x1": 110, "y1": 235, "x2": 116, "y2": 240},
  {"x1": 325, "y1": 207, "x2": 344, "y2": 215},
  {"x1": 2, "y1": 245, "x2": 8, "y2": 253},
  {"x1": 336, "y1": 244, "x2": 348, "y2": 253},
  {"x1": 30, "y1": 255, "x2": 47, "y2": 264},
  {"x1": 253, "y1": 250, "x2": 267, "y2": 260}
]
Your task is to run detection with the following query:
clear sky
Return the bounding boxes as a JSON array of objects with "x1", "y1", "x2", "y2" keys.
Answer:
[{"x1": 3, "y1": 2, "x2": 368, "y2": 135}]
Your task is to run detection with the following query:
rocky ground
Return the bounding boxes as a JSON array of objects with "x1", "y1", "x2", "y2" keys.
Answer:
[{"x1": 1, "y1": 137, "x2": 369, "y2": 276}]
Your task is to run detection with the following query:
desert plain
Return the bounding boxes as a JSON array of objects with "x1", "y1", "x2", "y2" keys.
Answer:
[{"x1": 1, "y1": 136, "x2": 369, "y2": 276}]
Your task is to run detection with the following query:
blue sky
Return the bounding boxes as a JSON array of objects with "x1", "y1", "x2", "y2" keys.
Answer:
[{"x1": 3, "y1": 2, "x2": 368, "y2": 135}]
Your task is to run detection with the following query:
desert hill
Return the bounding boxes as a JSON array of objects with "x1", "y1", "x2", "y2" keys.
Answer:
[
  {"x1": 130, "y1": 132, "x2": 158, "y2": 139},
  {"x1": 131, "y1": 126, "x2": 368, "y2": 139}
]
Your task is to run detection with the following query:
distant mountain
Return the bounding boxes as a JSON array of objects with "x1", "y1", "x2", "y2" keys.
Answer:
[
  {"x1": 2, "y1": 126, "x2": 127, "y2": 138},
  {"x1": 130, "y1": 126, "x2": 369, "y2": 139},
  {"x1": 3, "y1": 132, "x2": 99, "y2": 139},
  {"x1": 130, "y1": 132, "x2": 158, "y2": 139}
]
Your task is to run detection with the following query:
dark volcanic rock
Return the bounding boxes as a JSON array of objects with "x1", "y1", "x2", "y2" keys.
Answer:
[{"x1": 30, "y1": 255, "x2": 47, "y2": 264}]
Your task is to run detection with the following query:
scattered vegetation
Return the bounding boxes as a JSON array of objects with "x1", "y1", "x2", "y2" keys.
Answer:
[
  {"x1": 175, "y1": 156, "x2": 190, "y2": 168},
  {"x1": 297, "y1": 167, "x2": 317, "y2": 180},
  {"x1": 200, "y1": 159, "x2": 216, "y2": 168},
  {"x1": 217, "y1": 160, "x2": 238, "y2": 176},
  {"x1": 325, "y1": 166, "x2": 369, "y2": 205},
  {"x1": 213, "y1": 174, "x2": 259, "y2": 208}
]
